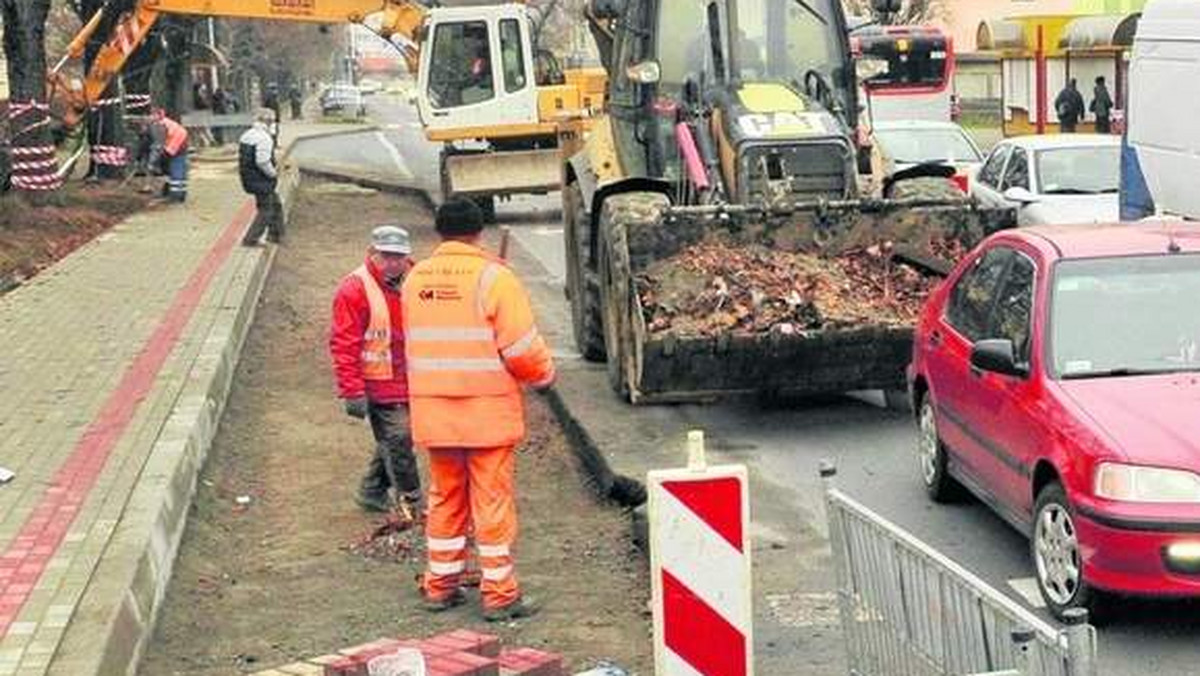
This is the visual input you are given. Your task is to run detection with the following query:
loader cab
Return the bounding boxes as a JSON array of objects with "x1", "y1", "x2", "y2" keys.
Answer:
[
  {"x1": 417, "y1": 5, "x2": 539, "y2": 132},
  {"x1": 604, "y1": 0, "x2": 860, "y2": 197}
]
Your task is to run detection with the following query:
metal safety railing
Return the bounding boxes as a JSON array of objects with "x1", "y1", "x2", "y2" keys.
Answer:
[{"x1": 820, "y1": 463, "x2": 1098, "y2": 676}]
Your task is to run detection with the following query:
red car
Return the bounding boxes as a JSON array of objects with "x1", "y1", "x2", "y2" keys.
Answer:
[{"x1": 908, "y1": 223, "x2": 1200, "y2": 620}]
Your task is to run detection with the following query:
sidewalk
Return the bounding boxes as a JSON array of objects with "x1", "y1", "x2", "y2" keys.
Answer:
[{"x1": 0, "y1": 121, "x2": 346, "y2": 675}]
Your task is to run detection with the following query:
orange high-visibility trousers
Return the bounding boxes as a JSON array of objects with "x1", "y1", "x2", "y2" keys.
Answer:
[{"x1": 423, "y1": 445, "x2": 519, "y2": 609}]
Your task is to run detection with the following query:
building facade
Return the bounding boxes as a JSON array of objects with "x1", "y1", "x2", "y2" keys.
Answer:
[{"x1": 1073, "y1": 0, "x2": 1147, "y2": 13}]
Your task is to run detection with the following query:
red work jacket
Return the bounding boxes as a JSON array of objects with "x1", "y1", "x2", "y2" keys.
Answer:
[{"x1": 329, "y1": 257, "x2": 409, "y2": 404}]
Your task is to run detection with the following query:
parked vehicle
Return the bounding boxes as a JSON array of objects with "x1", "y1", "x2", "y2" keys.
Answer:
[
  {"x1": 872, "y1": 120, "x2": 983, "y2": 197},
  {"x1": 1123, "y1": 0, "x2": 1200, "y2": 221},
  {"x1": 908, "y1": 223, "x2": 1200, "y2": 620},
  {"x1": 320, "y1": 84, "x2": 367, "y2": 118},
  {"x1": 971, "y1": 135, "x2": 1120, "y2": 226}
]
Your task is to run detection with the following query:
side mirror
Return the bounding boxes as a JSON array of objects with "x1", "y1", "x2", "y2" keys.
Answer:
[
  {"x1": 591, "y1": 0, "x2": 626, "y2": 20},
  {"x1": 1003, "y1": 186, "x2": 1038, "y2": 204},
  {"x1": 626, "y1": 60, "x2": 662, "y2": 85},
  {"x1": 871, "y1": 0, "x2": 902, "y2": 12},
  {"x1": 971, "y1": 339, "x2": 1027, "y2": 378}
]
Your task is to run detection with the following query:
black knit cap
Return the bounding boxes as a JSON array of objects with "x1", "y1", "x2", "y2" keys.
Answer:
[{"x1": 435, "y1": 198, "x2": 484, "y2": 237}]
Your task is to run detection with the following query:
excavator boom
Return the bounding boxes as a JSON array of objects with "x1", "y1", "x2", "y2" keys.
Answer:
[{"x1": 56, "y1": 0, "x2": 435, "y2": 126}]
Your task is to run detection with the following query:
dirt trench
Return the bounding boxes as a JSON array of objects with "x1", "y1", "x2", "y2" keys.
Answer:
[{"x1": 140, "y1": 180, "x2": 652, "y2": 675}]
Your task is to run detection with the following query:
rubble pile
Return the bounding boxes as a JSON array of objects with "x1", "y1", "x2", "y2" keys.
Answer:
[
  {"x1": 637, "y1": 241, "x2": 956, "y2": 338},
  {"x1": 343, "y1": 514, "x2": 418, "y2": 563}
]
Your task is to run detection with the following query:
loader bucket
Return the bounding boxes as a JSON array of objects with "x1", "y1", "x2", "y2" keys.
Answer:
[{"x1": 610, "y1": 195, "x2": 1016, "y2": 403}]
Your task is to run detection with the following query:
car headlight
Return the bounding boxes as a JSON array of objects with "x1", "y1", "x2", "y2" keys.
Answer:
[{"x1": 1094, "y1": 463, "x2": 1200, "y2": 503}]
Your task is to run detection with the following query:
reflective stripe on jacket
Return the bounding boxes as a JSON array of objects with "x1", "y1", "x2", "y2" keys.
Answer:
[
  {"x1": 329, "y1": 258, "x2": 408, "y2": 403},
  {"x1": 402, "y1": 241, "x2": 555, "y2": 448},
  {"x1": 354, "y1": 265, "x2": 394, "y2": 381}
]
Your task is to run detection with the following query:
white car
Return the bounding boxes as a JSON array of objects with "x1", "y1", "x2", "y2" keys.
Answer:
[
  {"x1": 320, "y1": 84, "x2": 367, "y2": 118},
  {"x1": 872, "y1": 120, "x2": 985, "y2": 197},
  {"x1": 970, "y1": 134, "x2": 1120, "y2": 226}
]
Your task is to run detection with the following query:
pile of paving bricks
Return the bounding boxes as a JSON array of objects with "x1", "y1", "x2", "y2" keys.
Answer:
[{"x1": 249, "y1": 629, "x2": 564, "y2": 676}]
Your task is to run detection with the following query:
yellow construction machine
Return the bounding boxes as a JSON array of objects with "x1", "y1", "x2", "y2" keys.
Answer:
[
  {"x1": 555, "y1": 0, "x2": 1018, "y2": 403},
  {"x1": 51, "y1": 0, "x2": 608, "y2": 218}
]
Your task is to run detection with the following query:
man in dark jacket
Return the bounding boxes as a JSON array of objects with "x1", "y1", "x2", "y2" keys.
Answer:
[
  {"x1": 239, "y1": 108, "x2": 285, "y2": 246},
  {"x1": 1055, "y1": 79, "x2": 1085, "y2": 133},
  {"x1": 1091, "y1": 76, "x2": 1114, "y2": 134},
  {"x1": 329, "y1": 226, "x2": 421, "y2": 513}
]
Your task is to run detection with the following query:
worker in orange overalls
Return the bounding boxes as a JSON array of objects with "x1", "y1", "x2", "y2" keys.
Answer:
[{"x1": 402, "y1": 198, "x2": 555, "y2": 622}]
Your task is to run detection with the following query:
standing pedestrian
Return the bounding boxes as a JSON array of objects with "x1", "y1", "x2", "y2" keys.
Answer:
[
  {"x1": 402, "y1": 198, "x2": 555, "y2": 621},
  {"x1": 330, "y1": 226, "x2": 423, "y2": 514},
  {"x1": 239, "y1": 108, "x2": 285, "y2": 246},
  {"x1": 1091, "y1": 76, "x2": 1114, "y2": 134},
  {"x1": 146, "y1": 108, "x2": 189, "y2": 202},
  {"x1": 288, "y1": 84, "x2": 303, "y2": 120},
  {"x1": 1055, "y1": 78, "x2": 1085, "y2": 133}
]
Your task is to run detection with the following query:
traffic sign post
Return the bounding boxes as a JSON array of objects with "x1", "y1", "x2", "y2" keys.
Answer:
[{"x1": 649, "y1": 430, "x2": 753, "y2": 676}]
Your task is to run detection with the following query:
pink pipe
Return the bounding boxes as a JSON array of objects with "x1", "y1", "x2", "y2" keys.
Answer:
[{"x1": 675, "y1": 122, "x2": 710, "y2": 191}]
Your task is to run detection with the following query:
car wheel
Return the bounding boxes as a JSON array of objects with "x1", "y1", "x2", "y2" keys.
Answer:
[
  {"x1": 917, "y1": 394, "x2": 963, "y2": 502},
  {"x1": 1032, "y1": 482, "x2": 1103, "y2": 622}
]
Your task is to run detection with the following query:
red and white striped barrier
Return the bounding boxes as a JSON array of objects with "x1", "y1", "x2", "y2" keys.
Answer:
[
  {"x1": 650, "y1": 430, "x2": 753, "y2": 676},
  {"x1": 91, "y1": 145, "x2": 129, "y2": 167}
]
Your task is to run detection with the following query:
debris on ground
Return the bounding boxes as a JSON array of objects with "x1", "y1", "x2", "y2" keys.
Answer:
[
  {"x1": 343, "y1": 513, "x2": 420, "y2": 563},
  {"x1": 637, "y1": 240, "x2": 961, "y2": 338}
]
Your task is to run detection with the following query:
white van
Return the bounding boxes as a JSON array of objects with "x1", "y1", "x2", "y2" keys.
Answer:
[{"x1": 1124, "y1": 0, "x2": 1200, "y2": 219}]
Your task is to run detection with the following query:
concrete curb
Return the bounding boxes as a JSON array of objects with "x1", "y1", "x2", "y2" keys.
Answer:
[
  {"x1": 296, "y1": 165, "x2": 438, "y2": 213},
  {"x1": 45, "y1": 150, "x2": 312, "y2": 676},
  {"x1": 63, "y1": 238, "x2": 277, "y2": 676}
]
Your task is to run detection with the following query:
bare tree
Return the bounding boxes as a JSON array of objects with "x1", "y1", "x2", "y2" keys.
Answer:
[
  {"x1": 1, "y1": 0, "x2": 60, "y2": 194},
  {"x1": 843, "y1": 0, "x2": 945, "y2": 24},
  {"x1": 69, "y1": 0, "x2": 136, "y2": 179}
]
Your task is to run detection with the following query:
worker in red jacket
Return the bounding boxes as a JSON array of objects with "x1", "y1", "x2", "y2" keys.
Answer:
[{"x1": 329, "y1": 226, "x2": 421, "y2": 513}]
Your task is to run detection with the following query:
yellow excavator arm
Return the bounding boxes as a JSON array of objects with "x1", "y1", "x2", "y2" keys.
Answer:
[{"x1": 54, "y1": 0, "x2": 431, "y2": 127}]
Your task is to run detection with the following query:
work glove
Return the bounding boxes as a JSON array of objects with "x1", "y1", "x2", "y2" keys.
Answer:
[{"x1": 343, "y1": 396, "x2": 369, "y2": 420}]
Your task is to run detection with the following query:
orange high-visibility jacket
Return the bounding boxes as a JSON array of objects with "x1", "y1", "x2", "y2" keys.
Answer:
[
  {"x1": 161, "y1": 116, "x2": 188, "y2": 156},
  {"x1": 402, "y1": 241, "x2": 555, "y2": 449}
]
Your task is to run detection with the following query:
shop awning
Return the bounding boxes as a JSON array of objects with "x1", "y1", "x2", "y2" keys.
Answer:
[{"x1": 1058, "y1": 13, "x2": 1141, "y2": 51}]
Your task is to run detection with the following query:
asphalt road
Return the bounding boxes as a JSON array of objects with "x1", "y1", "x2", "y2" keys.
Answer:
[{"x1": 296, "y1": 92, "x2": 1200, "y2": 675}]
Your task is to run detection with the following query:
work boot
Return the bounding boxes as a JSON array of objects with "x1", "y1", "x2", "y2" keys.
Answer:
[
  {"x1": 483, "y1": 595, "x2": 541, "y2": 622},
  {"x1": 355, "y1": 490, "x2": 389, "y2": 514},
  {"x1": 422, "y1": 589, "x2": 466, "y2": 613}
]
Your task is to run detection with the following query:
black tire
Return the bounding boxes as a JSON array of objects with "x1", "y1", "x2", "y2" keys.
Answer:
[
  {"x1": 1032, "y1": 482, "x2": 1105, "y2": 622},
  {"x1": 598, "y1": 229, "x2": 629, "y2": 399},
  {"x1": 563, "y1": 183, "x2": 605, "y2": 361},
  {"x1": 917, "y1": 394, "x2": 965, "y2": 503}
]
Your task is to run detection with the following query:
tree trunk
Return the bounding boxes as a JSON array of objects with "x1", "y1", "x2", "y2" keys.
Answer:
[
  {"x1": 1, "y1": 0, "x2": 61, "y2": 193},
  {"x1": 75, "y1": 0, "x2": 132, "y2": 179},
  {"x1": 161, "y1": 17, "x2": 194, "y2": 119}
]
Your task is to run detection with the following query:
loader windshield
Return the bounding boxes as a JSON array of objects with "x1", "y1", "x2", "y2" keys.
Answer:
[{"x1": 658, "y1": 0, "x2": 849, "y2": 113}]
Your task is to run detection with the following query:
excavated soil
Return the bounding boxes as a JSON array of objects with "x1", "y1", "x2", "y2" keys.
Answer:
[
  {"x1": 140, "y1": 180, "x2": 652, "y2": 675},
  {"x1": 0, "y1": 184, "x2": 152, "y2": 293}
]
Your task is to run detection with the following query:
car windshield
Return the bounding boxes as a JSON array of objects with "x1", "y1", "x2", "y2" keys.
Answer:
[
  {"x1": 658, "y1": 0, "x2": 845, "y2": 103},
  {"x1": 1051, "y1": 252, "x2": 1200, "y2": 379},
  {"x1": 874, "y1": 128, "x2": 981, "y2": 165},
  {"x1": 1036, "y1": 146, "x2": 1119, "y2": 195}
]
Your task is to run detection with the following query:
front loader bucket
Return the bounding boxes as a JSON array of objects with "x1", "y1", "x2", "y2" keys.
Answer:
[{"x1": 607, "y1": 195, "x2": 1016, "y2": 403}]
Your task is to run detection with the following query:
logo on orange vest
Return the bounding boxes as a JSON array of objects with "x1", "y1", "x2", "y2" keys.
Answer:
[{"x1": 418, "y1": 287, "x2": 462, "y2": 302}]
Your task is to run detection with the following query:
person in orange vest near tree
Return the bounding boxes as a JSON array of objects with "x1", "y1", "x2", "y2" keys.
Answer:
[
  {"x1": 402, "y1": 198, "x2": 555, "y2": 622},
  {"x1": 146, "y1": 108, "x2": 189, "y2": 202},
  {"x1": 330, "y1": 226, "x2": 422, "y2": 514}
]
